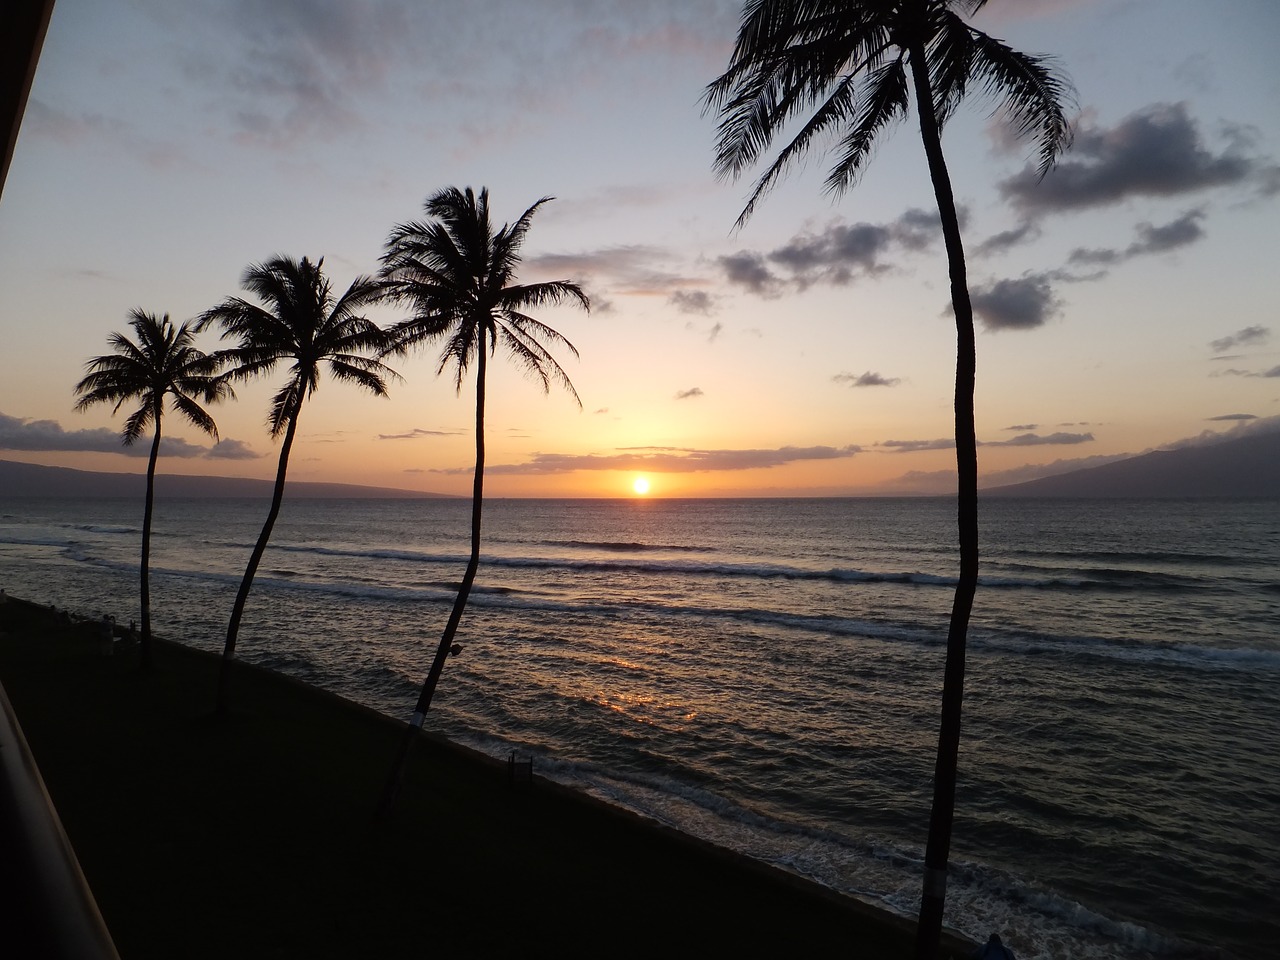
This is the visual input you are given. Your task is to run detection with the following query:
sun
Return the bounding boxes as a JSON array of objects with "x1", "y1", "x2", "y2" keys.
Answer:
[{"x1": 632, "y1": 476, "x2": 651, "y2": 496}]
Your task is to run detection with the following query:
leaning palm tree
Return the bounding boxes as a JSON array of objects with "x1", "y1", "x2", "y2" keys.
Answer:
[
  {"x1": 704, "y1": 2, "x2": 1073, "y2": 953},
  {"x1": 197, "y1": 255, "x2": 397, "y2": 716},
  {"x1": 377, "y1": 186, "x2": 588, "y2": 814},
  {"x1": 74, "y1": 310, "x2": 230, "y2": 673}
]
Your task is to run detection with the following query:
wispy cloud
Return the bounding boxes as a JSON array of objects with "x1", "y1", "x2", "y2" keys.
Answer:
[
  {"x1": 877, "y1": 431, "x2": 1093, "y2": 452},
  {"x1": 1209, "y1": 325, "x2": 1269, "y2": 353},
  {"x1": 435, "y1": 444, "x2": 863, "y2": 475},
  {"x1": 833, "y1": 371, "x2": 901, "y2": 388},
  {"x1": 669, "y1": 290, "x2": 716, "y2": 315},
  {"x1": 675, "y1": 387, "x2": 704, "y2": 400},
  {"x1": 376, "y1": 427, "x2": 463, "y2": 440},
  {"x1": 1207, "y1": 413, "x2": 1256, "y2": 421}
]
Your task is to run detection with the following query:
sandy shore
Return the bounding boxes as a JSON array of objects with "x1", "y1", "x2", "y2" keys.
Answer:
[{"x1": 0, "y1": 595, "x2": 975, "y2": 958}]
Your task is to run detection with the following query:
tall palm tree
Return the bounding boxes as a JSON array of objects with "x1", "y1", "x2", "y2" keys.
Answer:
[
  {"x1": 197, "y1": 255, "x2": 397, "y2": 716},
  {"x1": 377, "y1": 186, "x2": 588, "y2": 814},
  {"x1": 74, "y1": 310, "x2": 230, "y2": 672},
  {"x1": 704, "y1": 2, "x2": 1073, "y2": 954}
]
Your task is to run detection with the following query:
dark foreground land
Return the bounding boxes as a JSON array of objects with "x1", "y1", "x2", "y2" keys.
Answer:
[{"x1": 0, "y1": 597, "x2": 974, "y2": 958}]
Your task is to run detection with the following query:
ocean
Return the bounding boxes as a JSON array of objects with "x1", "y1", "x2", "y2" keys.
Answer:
[{"x1": 0, "y1": 495, "x2": 1276, "y2": 959}]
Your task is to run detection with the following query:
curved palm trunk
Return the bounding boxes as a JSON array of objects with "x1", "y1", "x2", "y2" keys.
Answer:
[
  {"x1": 138, "y1": 414, "x2": 162, "y2": 673},
  {"x1": 378, "y1": 345, "x2": 488, "y2": 818},
  {"x1": 215, "y1": 403, "x2": 302, "y2": 716},
  {"x1": 907, "y1": 39, "x2": 980, "y2": 960}
]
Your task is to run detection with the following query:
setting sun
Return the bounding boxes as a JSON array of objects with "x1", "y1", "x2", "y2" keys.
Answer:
[{"x1": 632, "y1": 476, "x2": 650, "y2": 495}]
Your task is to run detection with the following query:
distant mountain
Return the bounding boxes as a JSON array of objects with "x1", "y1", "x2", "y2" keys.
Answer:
[
  {"x1": 983, "y1": 429, "x2": 1280, "y2": 498},
  {"x1": 0, "y1": 459, "x2": 451, "y2": 499}
]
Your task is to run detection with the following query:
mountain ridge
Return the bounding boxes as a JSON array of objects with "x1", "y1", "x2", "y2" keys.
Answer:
[
  {"x1": 0, "y1": 459, "x2": 451, "y2": 499},
  {"x1": 982, "y1": 429, "x2": 1280, "y2": 498}
]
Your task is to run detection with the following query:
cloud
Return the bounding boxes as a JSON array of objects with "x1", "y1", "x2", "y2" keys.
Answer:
[
  {"x1": 0, "y1": 412, "x2": 216, "y2": 458},
  {"x1": 207, "y1": 438, "x2": 261, "y2": 460},
  {"x1": 1000, "y1": 102, "x2": 1278, "y2": 215},
  {"x1": 675, "y1": 387, "x2": 704, "y2": 400},
  {"x1": 669, "y1": 290, "x2": 715, "y2": 315},
  {"x1": 528, "y1": 245, "x2": 695, "y2": 297},
  {"x1": 718, "y1": 251, "x2": 781, "y2": 297},
  {"x1": 439, "y1": 444, "x2": 862, "y2": 475},
  {"x1": 707, "y1": 322, "x2": 724, "y2": 343},
  {"x1": 878, "y1": 431, "x2": 1092, "y2": 452},
  {"x1": 970, "y1": 273, "x2": 1062, "y2": 331},
  {"x1": 721, "y1": 208, "x2": 952, "y2": 295},
  {"x1": 973, "y1": 221, "x2": 1042, "y2": 258},
  {"x1": 833, "y1": 371, "x2": 901, "y2": 388},
  {"x1": 1068, "y1": 208, "x2": 1206, "y2": 267},
  {"x1": 1207, "y1": 414, "x2": 1256, "y2": 422},
  {"x1": 593, "y1": 407, "x2": 609, "y2": 415},
  {"x1": 1210, "y1": 325, "x2": 1270, "y2": 353},
  {"x1": 1212, "y1": 365, "x2": 1280, "y2": 379},
  {"x1": 1005, "y1": 423, "x2": 1038, "y2": 431},
  {"x1": 984, "y1": 431, "x2": 1094, "y2": 447},
  {"x1": 880, "y1": 438, "x2": 955, "y2": 453},
  {"x1": 376, "y1": 427, "x2": 462, "y2": 440}
]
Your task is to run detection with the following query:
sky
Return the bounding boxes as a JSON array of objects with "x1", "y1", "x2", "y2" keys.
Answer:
[{"x1": 1, "y1": 0, "x2": 1278, "y2": 498}]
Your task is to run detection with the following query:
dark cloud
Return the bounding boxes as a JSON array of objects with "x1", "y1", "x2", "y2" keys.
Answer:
[
  {"x1": 1068, "y1": 209, "x2": 1206, "y2": 267},
  {"x1": 1207, "y1": 414, "x2": 1256, "y2": 422},
  {"x1": 675, "y1": 387, "x2": 704, "y2": 400},
  {"x1": 0, "y1": 413, "x2": 212, "y2": 457},
  {"x1": 970, "y1": 273, "x2": 1062, "y2": 331},
  {"x1": 669, "y1": 290, "x2": 715, "y2": 315},
  {"x1": 440, "y1": 444, "x2": 862, "y2": 475},
  {"x1": 833, "y1": 371, "x2": 901, "y2": 388},
  {"x1": 973, "y1": 221, "x2": 1042, "y2": 258},
  {"x1": 717, "y1": 251, "x2": 781, "y2": 297},
  {"x1": 707, "y1": 322, "x2": 724, "y2": 343},
  {"x1": 376, "y1": 427, "x2": 462, "y2": 440},
  {"x1": 984, "y1": 431, "x2": 1094, "y2": 447},
  {"x1": 207, "y1": 439, "x2": 261, "y2": 460},
  {"x1": 1005, "y1": 423, "x2": 1038, "y2": 431},
  {"x1": 1210, "y1": 325, "x2": 1269, "y2": 353},
  {"x1": 1212, "y1": 365, "x2": 1280, "y2": 379},
  {"x1": 722, "y1": 208, "x2": 951, "y2": 295},
  {"x1": 1000, "y1": 103, "x2": 1277, "y2": 215}
]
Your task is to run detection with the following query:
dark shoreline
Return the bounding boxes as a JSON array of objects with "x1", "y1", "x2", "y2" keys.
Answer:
[{"x1": 0, "y1": 593, "x2": 975, "y2": 958}]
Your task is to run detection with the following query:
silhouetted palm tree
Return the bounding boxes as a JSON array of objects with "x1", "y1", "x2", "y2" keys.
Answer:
[
  {"x1": 377, "y1": 186, "x2": 588, "y2": 813},
  {"x1": 74, "y1": 310, "x2": 230, "y2": 672},
  {"x1": 705, "y1": 2, "x2": 1073, "y2": 953},
  {"x1": 197, "y1": 255, "x2": 397, "y2": 715}
]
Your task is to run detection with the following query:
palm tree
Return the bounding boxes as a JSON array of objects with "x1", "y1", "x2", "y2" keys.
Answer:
[
  {"x1": 377, "y1": 186, "x2": 588, "y2": 814},
  {"x1": 74, "y1": 310, "x2": 230, "y2": 672},
  {"x1": 197, "y1": 255, "x2": 397, "y2": 716},
  {"x1": 704, "y1": 2, "x2": 1073, "y2": 954}
]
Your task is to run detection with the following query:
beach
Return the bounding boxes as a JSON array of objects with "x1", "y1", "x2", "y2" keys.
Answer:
[{"x1": 0, "y1": 595, "x2": 975, "y2": 958}]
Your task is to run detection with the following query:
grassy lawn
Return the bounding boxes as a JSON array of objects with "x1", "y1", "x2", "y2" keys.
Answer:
[{"x1": 0, "y1": 597, "x2": 973, "y2": 958}]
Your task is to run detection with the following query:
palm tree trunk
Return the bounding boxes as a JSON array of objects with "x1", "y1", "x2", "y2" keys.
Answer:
[
  {"x1": 378, "y1": 344, "x2": 488, "y2": 818},
  {"x1": 907, "y1": 38, "x2": 981, "y2": 960},
  {"x1": 138, "y1": 414, "x2": 161, "y2": 673},
  {"x1": 215, "y1": 402, "x2": 302, "y2": 716}
]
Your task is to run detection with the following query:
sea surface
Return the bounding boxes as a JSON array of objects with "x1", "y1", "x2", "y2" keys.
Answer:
[{"x1": 1, "y1": 495, "x2": 1276, "y2": 959}]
